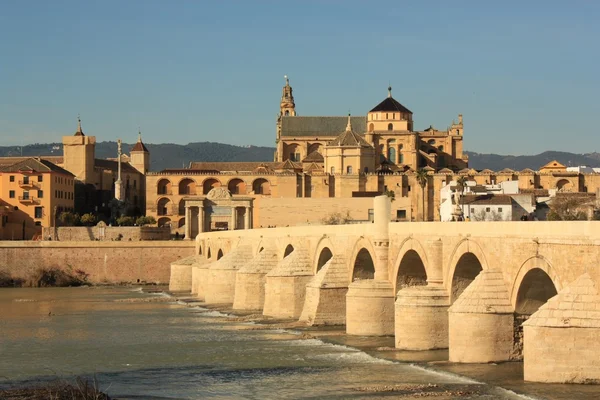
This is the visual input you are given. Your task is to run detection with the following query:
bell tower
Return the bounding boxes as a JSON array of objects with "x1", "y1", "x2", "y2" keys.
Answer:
[{"x1": 279, "y1": 75, "x2": 296, "y2": 117}]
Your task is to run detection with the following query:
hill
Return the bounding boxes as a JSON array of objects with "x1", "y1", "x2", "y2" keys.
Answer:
[{"x1": 1, "y1": 142, "x2": 599, "y2": 172}]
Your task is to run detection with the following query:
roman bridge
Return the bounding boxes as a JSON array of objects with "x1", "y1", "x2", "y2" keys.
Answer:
[{"x1": 169, "y1": 196, "x2": 600, "y2": 384}]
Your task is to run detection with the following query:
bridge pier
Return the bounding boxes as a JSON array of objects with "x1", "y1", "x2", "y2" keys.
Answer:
[
  {"x1": 524, "y1": 273, "x2": 600, "y2": 383},
  {"x1": 263, "y1": 248, "x2": 312, "y2": 318},
  {"x1": 346, "y1": 280, "x2": 395, "y2": 336},
  {"x1": 233, "y1": 246, "x2": 278, "y2": 310},
  {"x1": 395, "y1": 285, "x2": 450, "y2": 349},
  {"x1": 192, "y1": 260, "x2": 212, "y2": 300},
  {"x1": 205, "y1": 245, "x2": 253, "y2": 304},
  {"x1": 448, "y1": 270, "x2": 515, "y2": 363},
  {"x1": 300, "y1": 256, "x2": 348, "y2": 325},
  {"x1": 169, "y1": 255, "x2": 198, "y2": 292}
]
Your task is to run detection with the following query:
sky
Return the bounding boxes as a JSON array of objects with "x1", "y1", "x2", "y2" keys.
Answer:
[{"x1": 0, "y1": 1, "x2": 598, "y2": 155}]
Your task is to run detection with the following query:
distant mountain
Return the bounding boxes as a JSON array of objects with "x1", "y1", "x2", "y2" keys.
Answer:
[
  {"x1": 465, "y1": 151, "x2": 600, "y2": 171},
  {"x1": 1, "y1": 142, "x2": 599, "y2": 172},
  {"x1": 0, "y1": 142, "x2": 276, "y2": 172}
]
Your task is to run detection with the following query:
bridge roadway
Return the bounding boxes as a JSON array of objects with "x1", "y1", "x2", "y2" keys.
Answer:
[{"x1": 169, "y1": 196, "x2": 600, "y2": 384}]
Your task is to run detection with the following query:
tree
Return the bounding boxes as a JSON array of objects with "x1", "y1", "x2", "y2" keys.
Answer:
[
  {"x1": 546, "y1": 195, "x2": 592, "y2": 221},
  {"x1": 136, "y1": 216, "x2": 157, "y2": 226},
  {"x1": 415, "y1": 169, "x2": 429, "y2": 221},
  {"x1": 80, "y1": 213, "x2": 97, "y2": 226},
  {"x1": 116, "y1": 216, "x2": 135, "y2": 226},
  {"x1": 58, "y1": 211, "x2": 79, "y2": 226},
  {"x1": 384, "y1": 189, "x2": 396, "y2": 203}
]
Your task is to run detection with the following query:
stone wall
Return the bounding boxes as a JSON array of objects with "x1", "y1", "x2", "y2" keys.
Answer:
[
  {"x1": 253, "y1": 197, "x2": 411, "y2": 228},
  {"x1": 0, "y1": 241, "x2": 193, "y2": 284},
  {"x1": 42, "y1": 226, "x2": 171, "y2": 241}
]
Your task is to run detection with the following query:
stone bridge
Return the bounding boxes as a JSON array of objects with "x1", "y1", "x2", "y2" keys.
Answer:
[{"x1": 169, "y1": 196, "x2": 600, "y2": 384}]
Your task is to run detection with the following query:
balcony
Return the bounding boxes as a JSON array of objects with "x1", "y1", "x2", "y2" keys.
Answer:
[
  {"x1": 18, "y1": 196, "x2": 40, "y2": 204},
  {"x1": 18, "y1": 180, "x2": 39, "y2": 189}
]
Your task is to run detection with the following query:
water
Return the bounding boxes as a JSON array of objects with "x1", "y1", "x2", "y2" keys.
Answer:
[{"x1": 0, "y1": 287, "x2": 597, "y2": 400}]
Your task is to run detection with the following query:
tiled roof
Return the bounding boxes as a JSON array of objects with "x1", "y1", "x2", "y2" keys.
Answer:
[
  {"x1": 188, "y1": 162, "x2": 277, "y2": 172},
  {"x1": 369, "y1": 96, "x2": 412, "y2": 114},
  {"x1": 280, "y1": 116, "x2": 367, "y2": 137},
  {"x1": 460, "y1": 194, "x2": 513, "y2": 206},
  {"x1": 328, "y1": 129, "x2": 373, "y2": 148},
  {"x1": 94, "y1": 158, "x2": 139, "y2": 173},
  {"x1": 0, "y1": 156, "x2": 64, "y2": 168},
  {"x1": 131, "y1": 141, "x2": 149, "y2": 153},
  {"x1": 302, "y1": 151, "x2": 324, "y2": 163},
  {"x1": 0, "y1": 157, "x2": 74, "y2": 176}
]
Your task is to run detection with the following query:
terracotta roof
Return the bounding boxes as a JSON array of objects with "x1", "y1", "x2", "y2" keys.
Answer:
[
  {"x1": 94, "y1": 158, "x2": 139, "y2": 173},
  {"x1": 280, "y1": 116, "x2": 367, "y2": 137},
  {"x1": 302, "y1": 151, "x2": 324, "y2": 163},
  {"x1": 369, "y1": 96, "x2": 412, "y2": 114},
  {"x1": 131, "y1": 141, "x2": 149, "y2": 153},
  {"x1": 328, "y1": 129, "x2": 373, "y2": 148},
  {"x1": 0, "y1": 156, "x2": 64, "y2": 168},
  {"x1": 520, "y1": 188, "x2": 550, "y2": 197},
  {"x1": 0, "y1": 157, "x2": 74, "y2": 176},
  {"x1": 460, "y1": 194, "x2": 513, "y2": 206}
]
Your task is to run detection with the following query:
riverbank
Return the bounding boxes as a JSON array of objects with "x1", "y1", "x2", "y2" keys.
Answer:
[
  {"x1": 168, "y1": 291, "x2": 600, "y2": 400},
  {"x1": 0, "y1": 378, "x2": 110, "y2": 400}
]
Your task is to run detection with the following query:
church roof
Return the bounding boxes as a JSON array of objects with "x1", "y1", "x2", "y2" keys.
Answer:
[
  {"x1": 280, "y1": 116, "x2": 366, "y2": 137},
  {"x1": 0, "y1": 158, "x2": 74, "y2": 176},
  {"x1": 94, "y1": 158, "x2": 139, "y2": 173},
  {"x1": 369, "y1": 96, "x2": 412, "y2": 114},
  {"x1": 302, "y1": 151, "x2": 324, "y2": 163},
  {"x1": 131, "y1": 141, "x2": 149, "y2": 153},
  {"x1": 328, "y1": 129, "x2": 372, "y2": 148}
]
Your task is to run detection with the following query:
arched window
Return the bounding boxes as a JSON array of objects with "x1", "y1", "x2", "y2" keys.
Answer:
[
  {"x1": 438, "y1": 145, "x2": 444, "y2": 152},
  {"x1": 284, "y1": 110, "x2": 289, "y2": 116},
  {"x1": 386, "y1": 113, "x2": 389, "y2": 119},
  {"x1": 368, "y1": 123, "x2": 374, "y2": 132},
  {"x1": 347, "y1": 166, "x2": 353, "y2": 174},
  {"x1": 387, "y1": 123, "x2": 393, "y2": 131},
  {"x1": 388, "y1": 147, "x2": 396, "y2": 163},
  {"x1": 399, "y1": 144, "x2": 403, "y2": 150}
]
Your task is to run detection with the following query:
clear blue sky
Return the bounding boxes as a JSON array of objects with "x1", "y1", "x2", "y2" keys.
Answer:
[{"x1": 1, "y1": 1, "x2": 598, "y2": 155}]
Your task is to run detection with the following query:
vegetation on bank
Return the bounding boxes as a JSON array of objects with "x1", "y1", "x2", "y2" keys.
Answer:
[
  {"x1": 0, "y1": 267, "x2": 89, "y2": 288},
  {"x1": 0, "y1": 377, "x2": 110, "y2": 400}
]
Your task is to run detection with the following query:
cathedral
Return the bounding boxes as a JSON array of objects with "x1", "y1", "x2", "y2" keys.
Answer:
[{"x1": 275, "y1": 77, "x2": 468, "y2": 172}]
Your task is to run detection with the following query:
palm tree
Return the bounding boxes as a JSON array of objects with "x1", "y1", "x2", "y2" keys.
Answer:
[{"x1": 415, "y1": 168, "x2": 428, "y2": 221}]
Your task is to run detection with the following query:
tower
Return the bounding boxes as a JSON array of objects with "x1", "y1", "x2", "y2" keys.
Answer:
[
  {"x1": 275, "y1": 75, "x2": 296, "y2": 161},
  {"x1": 130, "y1": 129, "x2": 150, "y2": 174},
  {"x1": 62, "y1": 116, "x2": 96, "y2": 184},
  {"x1": 279, "y1": 75, "x2": 296, "y2": 118}
]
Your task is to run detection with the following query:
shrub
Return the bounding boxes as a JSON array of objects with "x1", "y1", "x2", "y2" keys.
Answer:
[
  {"x1": 321, "y1": 210, "x2": 352, "y2": 225},
  {"x1": 116, "y1": 216, "x2": 135, "y2": 226},
  {"x1": 0, "y1": 270, "x2": 24, "y2": 287},
  {"x1": 59, "y1": 211, "x2": 80, "y2": 226},
  {"x1": 136, "y1": 216, "x2": 157, "y2": 226},
  {"x1": 80, "y1": 213, "x2": 97, "y2": 226},
  {"x1": 28, "y1": 267, "x2": 88, "y2": 287}
]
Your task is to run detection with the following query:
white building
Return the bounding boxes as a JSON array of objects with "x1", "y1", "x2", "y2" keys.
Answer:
[{"x1": 440, "y1": 180, "x2": 535, "y2": 222}]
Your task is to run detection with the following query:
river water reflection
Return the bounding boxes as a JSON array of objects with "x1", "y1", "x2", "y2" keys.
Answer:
[{"x1": 0, "y1": 287, "x2": 598, "y2": 399}]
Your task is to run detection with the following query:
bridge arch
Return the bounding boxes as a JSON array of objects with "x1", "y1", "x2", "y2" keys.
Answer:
[
  {"x1": 447, "y1": 239, "x2": 488, "y2": 303},
  {"x1": 392, "y1": 238, "x2": 430, "y2": 293},
  {"x1": 348, "y1": 237, "x2": 377, "y2": 281},
  {"x1": 282, "y1": 243, "x2": 295, "y2": 259},
  {"x1": 216, "y1": 249, "x2": 224, "y2": 260},
  {"x1": 207, "y1": 247, "x2": 212, "y2": 260},
  {"x1": 510, "y1": 256, "x2": 561, "y2": 313},
  {"x1": 312, "y1": 236, "x2": 336, "y2": 275}
]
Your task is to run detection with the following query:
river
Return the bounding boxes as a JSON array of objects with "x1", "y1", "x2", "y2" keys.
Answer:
[{"x1": 0, "y1": 287, "x2": 598, "y2": 399}]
